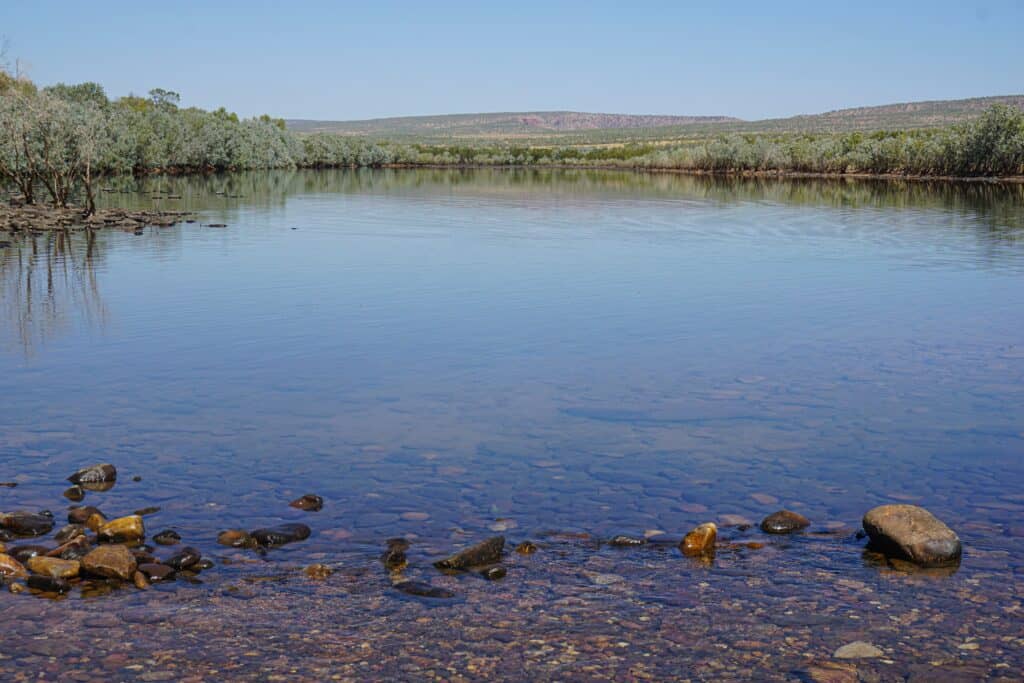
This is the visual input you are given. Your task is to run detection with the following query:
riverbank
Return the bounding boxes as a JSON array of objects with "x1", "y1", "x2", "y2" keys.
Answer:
[{"x1": 1, "y1": 202, "x2": 196, "y2": 233}]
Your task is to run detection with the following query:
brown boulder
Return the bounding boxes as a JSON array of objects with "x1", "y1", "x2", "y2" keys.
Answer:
[
  {"x1": 82, "y1": 544, "x2": 137, "y2": 580},
  {"x1": 862, "y1": 504, "x2": 961, "y2": 567}
]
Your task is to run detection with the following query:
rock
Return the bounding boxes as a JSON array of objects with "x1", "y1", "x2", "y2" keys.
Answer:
[
  {"x1": 67, "y1": 463, "x2": 117, "y2": 485},
  {"x1": 799, "y1": 662, "x2": 858, "y2": 683},
  {"x1": 833, "y1": 641, "x2": 883, "y2": 659},
  {"x1": 393, "y1": 580, "x2": 456, "y2": 599},
  {"x1": 10, "y1": 545, "x2": 49, "y2": 563},
  {"x1": 52, "y1": 536, "x2": 92, "y2": 561},
  {"x1": 54, "y1": 524, "x2": 87, "y2": 543},
  {"x1": 97, "y1": 515, "x2": 145, "y2": 543},
  {"x1": 63, "y1": 486, "x2": 85, "y2": 502},
  {"x1": 68, "y1": 506, "x2": 103, "y2": 525},
  {"x1": 8, "y1": 582, "x2": 25, "y2": 594},
  {"x1": 434, "y1": 536, "x2": 505, "y2": 570},
  {"x1": 82, "y1": 544, "x2": 137, "y2": 581},
  {"x1": 251, "y1": 523, "x2": 311, "y2": 547},
  {"x1": 381, "y1": 547, "x2": 407, "y2": 571},
  {"x1": 304, "y1": 563, "x2": 333, "y2": 579},
  {"x1": 760, "y1": 510, "x2": 810, "y2": 534},
  {"x1": 217, "y1": 529, "x2": 254, "y2": 548},
  {"x1": 0, "y1": 553, "x2": 28, "y2": 578},
  {"x1": 152, "y1": 529, "x2": 180, "y2": 546},
  {"x1": 27, "y1": 556, "x2": 80, "y2": 579},
  {"x1": 289, "y1": 494, "x2": 323, "y2": 511},
  {"x1": 85, "y1": 513, "x2": 108, "y2": 532},
  {"x1": 27, "y1": 575, "x2": 71, "y2": 595},
  {"x1": 862, "y1": 504, "x2": 962, "y2": 567},
  {"x1": 609, "y1": 535, "x2": 647, "y2": 547},
  {"x1": 164, "y1": 546, "x2": 201, "y2": 570},
  {"x1": 194, "y1": 558, "x2": 214, "y2": 570},
  {"x1": 138, "y1": 563, "x2": 175, "y2": 582},
  {"x1": 133, "y1": 506, "x2": 160, "y2": 516},
  {"x1": 515, "y1": 541, "x2": 538, "y2": 555},
  {"x1": 133, "y1": 571, "x2": 150, "y2": 590},
  {"x1": 478, "y1": 564, "x2": 507, "y2": 580},
  {"x1": 680, "y1": 522, "x2": 717, "y2": 557},
  {"x1": 0, "y1": 511, "x2": 55, "y2": 537}
]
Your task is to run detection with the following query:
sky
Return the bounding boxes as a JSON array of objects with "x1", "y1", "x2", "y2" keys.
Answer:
[{"x1": 3, "y1": 0, "x2": 1023, "y2": 121}]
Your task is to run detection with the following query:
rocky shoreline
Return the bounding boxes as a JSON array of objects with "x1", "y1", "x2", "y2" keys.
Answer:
[
  {"x1": 0, "y1": 461, "x2": 964, "y2": 602},
  {"x1": 2, "y1": 200, "x2": 197, "y2": 235}
]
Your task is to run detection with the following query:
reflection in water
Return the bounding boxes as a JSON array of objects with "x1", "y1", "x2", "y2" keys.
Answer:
[{"x1": 0, "y1": 230, "x2": 108, "y2": 354}]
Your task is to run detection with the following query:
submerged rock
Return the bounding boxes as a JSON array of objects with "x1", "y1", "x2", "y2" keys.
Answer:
[
  {"x1": 138, "y1": 563, "x2": 175, "y2": 582},
  {"x1": 97, "y1": 515, "x2": 145, "y2": 543},
  {"x1": 0, "y1": 511, "x2": 55, "y2": 537},
  {"x1": 68, "y1": 506, "x2": 104, "y2": 525},
  {"x1": 0, "y1": 553, "x2": 28, "y2": 578},
  {"x1": 478, "y1": 564, "x2": 507, "y2": 580},
  {"x1": 833, "y1": 641, "x2": 884, "y2": 659},
  {"x1": 289, "y1": 494, "x2": 323, "y2": 512},
  {"x1": 217, "y1": 529, "x2": 255, "y2": 548},
  {"x1": 82, "y1": 544, "x2": 137, "y2": 581},
  {"x1": 153, "y1": 529, "x2": 181, "y2": 546},
  {"x1": 760, "y1": 510, "x2": 810, "y2": 535},
  {"x1": 27, "y1": 556, "x2": 80, "y2": 579},
  {"x1": 862, "y1": 504, "x2": 962, "y2": 567},
  {"x1": 304, "y1": 563, "x2": 333, "y2": 579},
  {"x1": 434, "y1": 536, "x2": 505, "y2": 571},
  {"x1": 609, "y1": 535, "x2": 647, "y2": 547},
  {"x1": 67, "y1": 463, "x2": 117, "y2": 485},
  {"x1": 680, "y1": 522, "x2": 717, "y2": 557},
  {"x1": 63, "y1": 486, "x2": 85, "y2": 502},
  {"x1": 393, "y1": 580, "x2": 456, "y2": 599},
  {"x1": 515, "y1": 541, "x2": 538, "y2": 555},
  {"x1": 251, "y1": 523, "x2": 311, "y2": 547}
]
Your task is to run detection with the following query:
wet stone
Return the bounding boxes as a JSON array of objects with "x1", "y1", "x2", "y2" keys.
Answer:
[
  {"x1": 10, "y1": 545, "x2": 49, "y2": 564},
  {"x1": 82, "y1": 544, "x2": 137, "y2": 581},
  {"x1": 514, "y1": 541, "x2": 538, "y2": 555},
  {"x1": 382, "y1": 547, "x2": 408, "y2": 571},
  {"x1": 0, "y1": 553, "x2": 28, "y2": 578},
  {"x1": 609, "y1": 535, "x2": 647, "y2": 547},
  {"x1": 217, "y1": 529, "x2": 254, "y2": 547},
  {"x1": 1, "y1": 511, "x2": 55, "y2": 537},
  {"x1": 63, "y1": 486, "x2": 85, "y2": 502},
  {"x1": 251, "y1": 523, "x2": 311, "y2": 547},
  {"x1": 304, "y1": 563, "x2": 333, "y2": 579},
  {"x1": 833, "y1": 641, "x2": 884, "y2": 659},
  {"x1": 862, "y1": 504, "x2": 962, "y2": 567},
  {"x1": 27, "y1": 556, "x2": 80, "y2": 579},
  {"x1": 54, "y1": 524, "x2": 87, "y2": 544},
  {"x1": 478, "y1": 564, "x2": 507, "y2": 580},
  {"x1": 289, "y1": 494, "x2": 323, "y2": 511},
  {"x1": 67, "y1": 463, "x2": 117, "y2": 485},
  {"x1": 164, "y1": 546, "x2": 201, "y2": 570},
  {"x1": 760, "y1": 510, "x2": 811, "y2": 534},
  {"x1": 98, "y1": 515, "x2": 145, "y2": 543},
  {"x1": 680, "y1": 522, "x2": 717, "y2": 557},
  {"x1": 138, "y1": 563, "x2": 175, "y2": 582},
  {"x1": 68, "y1": 506, "x2": 103, "y2": 525},
  {"x1": 27, "y1": 574, "x2": 71, "y2": 595},
  {"x1": 434, "y1": 536, "x2": 505, "y2": 570},
  {"x1": 153, "y1": 529, "x2": 181, "y2": 546},
  {"x1": 133, "y1": 570, "x2": 150, "y2": 590}
]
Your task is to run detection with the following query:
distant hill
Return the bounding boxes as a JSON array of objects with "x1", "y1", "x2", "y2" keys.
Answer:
[
  {"x1": 286, "y1": 95, "x2": 1024, "y2": 144},
  {"x1": 286, "y1": 112, "x2": 739, "y2": 137}
]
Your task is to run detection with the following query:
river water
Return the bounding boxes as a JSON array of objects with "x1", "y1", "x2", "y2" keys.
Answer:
[{"x1": 1, "y1": 169, "x2": 1023, "y2": 680}]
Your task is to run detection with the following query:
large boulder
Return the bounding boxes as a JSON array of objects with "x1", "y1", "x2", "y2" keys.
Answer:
[{"x1": 862, "y1": 504, "x2": 961, "y2": 567}]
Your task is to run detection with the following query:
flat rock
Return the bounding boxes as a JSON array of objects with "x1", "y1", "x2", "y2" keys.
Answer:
[
  {"x1": 862, "y1": 504, "x2": 962, "y2": 567},
  {"x1": 27, "y1": 556, "x2": 80, "y2": 579},
  {"x1": 434, "y1": 536, "x2": 504, "y2": 570},
  {"x1": 393, "y1": 580, "x2": 456, "y2": 599},
  {"x1": 0, "y1": 511, "x2": 55, "y2": 537},
  {"x1": 82, "y1": 544, "x2": 137, "y2": 581},
  {"x1": 833, "y1": 641, "x2": 883, "y2": 659},
  {"x1": 251, "y1": 523, "x2": 311, "y2": 547}
]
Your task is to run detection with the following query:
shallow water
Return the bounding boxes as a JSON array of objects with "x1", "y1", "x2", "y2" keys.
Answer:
[{"x1": 1, "y1": 169, "x2": 1023, "y2": 680}]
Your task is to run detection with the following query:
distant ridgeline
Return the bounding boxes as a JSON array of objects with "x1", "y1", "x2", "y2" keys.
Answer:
[{"x1": 1, "y1": 73, "x2": 1023, "y2": 215}]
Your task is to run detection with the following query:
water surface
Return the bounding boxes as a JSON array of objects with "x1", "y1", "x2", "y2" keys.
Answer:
[{"x1": 1, "y1": 170, "x2": 1023, "y2": 680}]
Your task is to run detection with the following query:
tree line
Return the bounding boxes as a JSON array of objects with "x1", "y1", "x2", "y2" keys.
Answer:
[{"x1": 2, "y1": 74, "x2": 1023, "y2": 214}]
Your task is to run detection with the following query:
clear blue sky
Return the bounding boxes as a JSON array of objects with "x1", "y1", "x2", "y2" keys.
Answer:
[{"x1": 3, "y1": 1, "x2": 1023, "y2": 121}]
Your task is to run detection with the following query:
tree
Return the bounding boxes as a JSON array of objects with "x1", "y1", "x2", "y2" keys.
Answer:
[{"x1": 44, "y1": 81, "x2": 109, "y2": 107}]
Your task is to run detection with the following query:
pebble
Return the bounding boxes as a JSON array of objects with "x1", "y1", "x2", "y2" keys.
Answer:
[
  {"x1": 63, "y1": 486, "x2": 85, "y2": 502},
  {"x1": 251, "y1": 523, "x2": 312, "y2": 547},
  {"x1": 514, "y1": 541, "x2": 538, "y2": 555},
  {"x1": 304, "y1": 563, "x2": 334, "y2": 579},
  {"x1": 289, "y1": 494, "x2": 323, "y2": 511},
  {"x1": 760, "y1": 510, "x2": 810, "y2": 534},
  {"x1": 153, "y1": 529, "x2": 181, "y2": 546},
  {"x1": 478, "y1": 564, "x2": 507, "y2": 580},
  {"x1": 680, "y1": 522, "x2": 717, "y2": 557},
  {"x1": 833, "y1": 641, "x2": 884, "y2": 659},
  {"x1": 217, "y1": 529, "x2": 254, "y2": 547}
]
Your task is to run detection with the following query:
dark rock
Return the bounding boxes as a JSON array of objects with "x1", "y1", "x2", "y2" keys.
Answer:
[
  {"x1": 393, "y1": 580, "x2": 456, "y2": 599},
  {"x1": 10, "y1": 545, "x2": 50, "y2": 564},
  {"x1": 134, "y1": 506, "x2": 160, "y2": 516},
  {"x1": 434, "y1": 536, "x2": 504, "y2": 571},
  {"x1": 1, "y1": 511, "x2": 55, "y2": 537},
  {"x1": 194, "y1": 558, "x2": 214, "y2": 570},
  {"x1": 609, "y1": 535, "x2": 647, "y2": 547},
  {"x1": 760, "y1": 510, "x2": 811, "y2": 534},
  {"x1": 51, "y1": 536, "x2": 92, "y2": 561},
  {"x1": 381, "y1": 547, "x2": 408, "y2": 571},
  {"x1": 82, "y1": 544, "x2": 137, "y2": 581},
  {"x1": 289, "y1": 494, "x2": 323, "y2": 511},
  {"x1": 862, "y1": 504, "x2": 962, "y2": 567},
  {"x1": 153, "y1": 530, "x2": 181, "y2": 546},
  {"x1": 68, "y1": 506, "x2": 104, "y2": 525},
  {"x1": 138, "y1": 563, "x2": 175, "y2": 582},
  {"x1": 251, "y1": 523, "x2": 311, "y2": 547},
  {"x1": 165, "y1": 546, "x2": 201, "y2": 570},
  {"x1": 27, "y1": 575, "x2": 71, "y2": 595},
  {"x1": 67, "y1": 463, "x2": 117, "y2": 485},
  {"x1": 478, "y1": 564, "x2": 507, "y2": 580},
  {"x1": 53, "y1": 524, "x2": 87, "y2": 544},
  {"x1": 63, "y1": 486, "x2": 85, "y2": 502}
]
